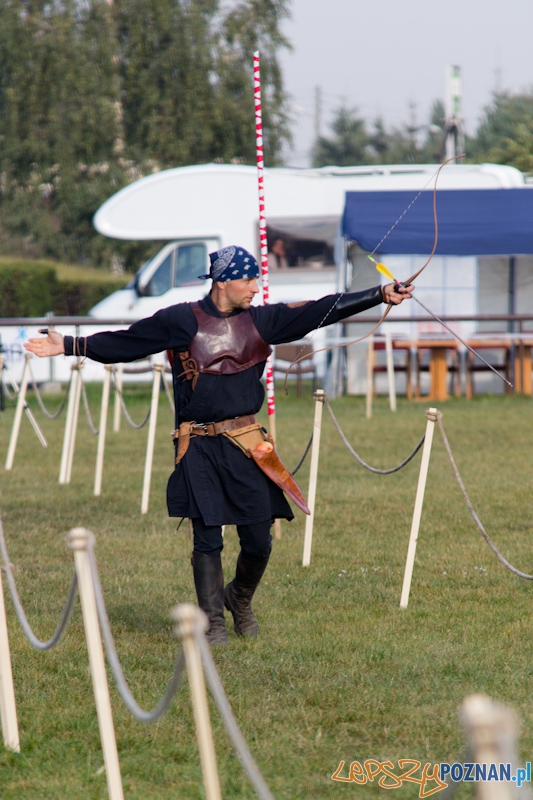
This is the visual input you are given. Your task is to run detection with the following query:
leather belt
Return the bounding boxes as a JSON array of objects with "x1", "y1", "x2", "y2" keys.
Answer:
[
  {"x1": 172, "y1": 413, "x2": 311, "y2": 515},
  {"x1": 173, "y1": 415, "x2": 258, "y2": 463}
]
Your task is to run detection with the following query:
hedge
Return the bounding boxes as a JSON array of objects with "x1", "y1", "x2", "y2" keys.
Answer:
[{"x1": 0, "y1": 259, "x2": 128, "y2": 317}]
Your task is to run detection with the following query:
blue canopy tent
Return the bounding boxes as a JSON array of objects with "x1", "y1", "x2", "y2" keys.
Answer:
[
  {"x1": 341, "y1": 187, "x2": 533, "y2": 256},
  {"x1": 342, "y1": 187, "x2": 533, "y2": 322}
]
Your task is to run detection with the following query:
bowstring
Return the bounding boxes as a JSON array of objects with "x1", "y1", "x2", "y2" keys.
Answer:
[{"x1": 283, "y1": 155, "x2": 464, "y2": 393}]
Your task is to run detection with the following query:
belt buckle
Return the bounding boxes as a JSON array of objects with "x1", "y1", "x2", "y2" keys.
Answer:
[{"x1": 193, "y1": 421, "x2": 215, "y2": 436}]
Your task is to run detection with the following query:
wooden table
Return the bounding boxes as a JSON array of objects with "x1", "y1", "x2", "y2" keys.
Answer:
[
  {"x1": 465, "y1": 336, "x2": 533, "y2": 396},
  {"x1": 465, "y1": 337, "x2": 510, "y2": 398},
  {"x1": 512, "y1": 337, "x2": 533, "y2": 395},
  {"x1": 411, "y1": 339, "x2": 460, "y2": 402}
]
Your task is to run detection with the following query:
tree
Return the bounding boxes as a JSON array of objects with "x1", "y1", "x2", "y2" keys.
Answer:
[
  {"x1": 0, "y1": 0, "x2": 125, "y2": 262},
  {"x1": 417, "y1": 100, "x2": 448, "y2": 163},
  {"x1": 466, "y1": 90, "x2": 533, "y2": 171},
  {"x1": 115, "y1": 0, "x2": 290, "y2": 168},
  {"x1": 313, "y1": 105, "x2": 374, "y2": 167},
  {"x1": 486, "y1": 121, "x2": 533, "y2": 173},
  {"x1": 0, "y1": 0, "x2": 292, "y2": 264},
  {"x1": 115, "y1": 0, "x2": 219, "y2": 167},
  {"x1": 313, "y1": 100, "x2": 448, "y2": 167},
  {"x1": 214, "y1": 0, "x2": 291, "y2": 165}
]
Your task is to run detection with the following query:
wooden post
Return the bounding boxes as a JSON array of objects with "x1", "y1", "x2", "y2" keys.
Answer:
[
  {"x1": 385, "y1": 331, "x2": 397, "y2": 412},
  {"x1": 141, "y1": 364, "x2": 164, "y2": 514},
  {"x1": 302, "y1": 390, "x2": 325, "y2": 567},
  {"x1": 461, "y1": 695, "x2": 517, "y2": 800},
  {"x1": 94, "y1": 365, "x2": 112, "y2": 496},
  {"x1": 0, "y1": 567, "x2": 20, "y2": 752},
  {"x1": 5, "y1": 354, "x2": 47, "y2": 470},
  {"x1": 67, "y1": 528, "x2": 124, "y2": 800},
  {"x1": 0, "y1": 352, "x2": 4, "y2": 412},
  {"x1": 400, "y1": 408, "x2": 437, "y2": 608},
  {"x1": 366, "y1": 336, "x2": 374, "y2": 420},
  {"x1": 59, "y1": 364, "x2": 81, "y2": 484},
  {"x1": 65, "y1": 365, "x2": 83, "y2": 484},
  {"x1": 172, "y1": 604, "x2": 222, "y2": 800},
  {"x1": 113, "y1": 363, "x2": 123, "y2": 433}
]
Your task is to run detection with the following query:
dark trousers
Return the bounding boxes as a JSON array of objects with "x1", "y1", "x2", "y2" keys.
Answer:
[{"x1": 192, "y1": 518, "x2": 272, "y2": 562}]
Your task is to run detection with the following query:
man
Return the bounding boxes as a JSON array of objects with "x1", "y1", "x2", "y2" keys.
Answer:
[
  {"x1": 25, "y1": 245, "x2": 413, "y2": 646},
  {"x1": 267, "y1": 238, "x2": 288, "y2": 270}
]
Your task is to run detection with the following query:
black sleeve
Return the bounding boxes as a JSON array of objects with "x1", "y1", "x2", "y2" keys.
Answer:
[
  {"x1": 63, "y1": 304, "x2": 197, "y2": 364},
  {"x1": 250, "y1": 286, "x2": 383, "y2": 345}
]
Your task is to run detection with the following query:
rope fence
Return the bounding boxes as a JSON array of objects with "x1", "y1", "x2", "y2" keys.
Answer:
[
  {"x1": 400, "y1": 407, "x2": 533, "y2": 608},
  {"x1": 2, "y1": 380, "x2": 16, "y2": 402},
  {"x1": 325, "y1": 396, "x2": 425, "y2": 474},
  {"x1": 111, "y1": 368, "x2": 152, "y2": 430},
  {"x1": 2, "y1": 510, "x2": 528, "y2": 800},
  {"x1": 87, "y1": 538, "x2": 188, "y2": 723},
  {"x1": 3, "y1": 383, "x2": 533, "y2": 797},
  {"x1": 299, "y1": 393, "x2": 533, "y2": 594},
  {"x1": 28, "y1": 359, "x2": 71, "y2": 420},
  {"x1": 5, "y1": 359, "x2": 533, "y2": 585},
  {"x1": 291, "y1": 432, "x2": 313, "y2": 476},
  {"x1": 3, "y1": 355, "x2": 171, "y2": 514},
  {"x1": 0, "y1": 519, "x2": 276, "y2": 800},
  {"x1": 434, "y1": 411, "x2": 533, "y2": 581},
  {"x1": 302, "y1": 390, "x2": 428, "y2": 567},
  {"x1": 81, "y1": 377, "x2": 100, "y2": 435}
]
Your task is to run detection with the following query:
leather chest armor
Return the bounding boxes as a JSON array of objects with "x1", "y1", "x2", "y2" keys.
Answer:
[{"x1": 177, "y1": 302, "x2": 272, "y2": 385}]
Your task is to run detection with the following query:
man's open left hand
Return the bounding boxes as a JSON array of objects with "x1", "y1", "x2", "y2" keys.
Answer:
[{"x1": 24, "y1": 330, "x2": 65, "y2": 358}]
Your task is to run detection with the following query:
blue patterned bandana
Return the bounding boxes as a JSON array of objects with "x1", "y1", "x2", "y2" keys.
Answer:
[{"x1": 198, "y1": 246, "x2": 260, "y2": 282}]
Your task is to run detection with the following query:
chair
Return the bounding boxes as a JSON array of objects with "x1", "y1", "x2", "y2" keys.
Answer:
[
  {"x1": 274, "y1": 341, "x2": 317, "y2": 397},
  {"x1": 465, "y1": 335, "x2": 511, "y2": 398},
  {"x1": 371, "y1": 335, "x2": 413, "y2": 399}
]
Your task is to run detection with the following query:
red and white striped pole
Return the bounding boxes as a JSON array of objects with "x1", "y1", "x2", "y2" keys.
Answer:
[
  {"x1": 254, "y1": 51, "x2": 277, "y2": 433},
  {"x1": 254, "y1": 52, "x2": 281, "y2": 539}
]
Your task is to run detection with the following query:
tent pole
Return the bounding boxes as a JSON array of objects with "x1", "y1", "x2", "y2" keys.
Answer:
[{"x1": 508, "y1": 256, "x2": 516, "y2": 388}]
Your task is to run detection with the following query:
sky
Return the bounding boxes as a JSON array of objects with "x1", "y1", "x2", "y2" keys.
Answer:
[{"x1": 279, "y1": 0, "x2": 533, "y2": 167}]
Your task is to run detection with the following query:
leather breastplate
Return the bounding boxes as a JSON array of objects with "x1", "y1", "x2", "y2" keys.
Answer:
[{"x1": 177, "y1": 302, "x2": 271, "y2": 384}]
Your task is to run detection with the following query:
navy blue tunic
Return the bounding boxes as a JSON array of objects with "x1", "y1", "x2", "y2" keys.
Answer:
[{"x1": 65, "y1": 289, "x2": 383, "y2": 525}]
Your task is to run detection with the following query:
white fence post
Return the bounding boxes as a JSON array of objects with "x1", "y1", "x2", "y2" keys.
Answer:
[
  {"x1": 113, "y1": 364, "x2": 123, "y2": 433},
  {"x1": 67, "y1": 528, "x2": 124, "y2": 800},
  {"x1": 94, "y1": 365, "x2": 112, "y2": 496},
  {"x1": 385, "y1": 331, "x2": 397, "y2": 412},
  {"x1": 141, "y1": 364, "x2": 164, "y2": 514},
  {"x1": 400, "y1": 408, "x2": 437, "y2": 609},
  {"x1": 172, "y1": 604, "x2": 222, "y2": 800},
  {"x1": 5, "y1": 354, "x2": 48, "y2": 470},
  {"x1": 0, "y1": 567, "x2": 20, "y2": 752},
  {"x1": 59, "y1": 363, "x2": 82, "y2": 484},
  {"x1": 302, "y1": 390, "x2": 325, "y2": 567},
  {"x1": 461, "y1": 695, "x2": 518, "y2": 800},
  {"x1": 65, "y1": 365, "x2": 83, "y2": 484},
  {"x1": 365, "y1": 336, "x2": 374, "y2": 420}
]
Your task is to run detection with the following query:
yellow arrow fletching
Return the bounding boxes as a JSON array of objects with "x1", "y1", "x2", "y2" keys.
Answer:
[
  {"x1": 367, "y1": 254, "x2": 396, "y2": 281},
  {"x1": 375, "y1": 262, "x2": 396, "y2": 281}
]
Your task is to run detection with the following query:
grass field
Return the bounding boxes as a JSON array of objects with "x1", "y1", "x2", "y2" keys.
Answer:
[{"x1": 0, "y1": 383, "x2": 532, "y2": 799}]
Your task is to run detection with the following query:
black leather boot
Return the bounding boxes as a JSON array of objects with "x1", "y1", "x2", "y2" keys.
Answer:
[
  {"x1": 224, "y1": 553, "x2": 269, "y2": 637},
  {"x1": 191, "y1": 552, "x2": 228, "y2": 646}
]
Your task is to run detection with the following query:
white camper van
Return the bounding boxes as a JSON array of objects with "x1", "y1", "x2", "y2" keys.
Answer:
[{"x1": 89, "y1": 161, "x2": 525, "y2": 321}]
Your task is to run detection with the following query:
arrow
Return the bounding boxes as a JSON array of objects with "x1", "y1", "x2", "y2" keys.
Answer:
[{"x1": 367, "y1": 255, "x2": 513, "y2": 388}]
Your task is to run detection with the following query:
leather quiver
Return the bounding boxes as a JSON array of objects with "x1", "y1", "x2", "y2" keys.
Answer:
[{"x1": 224, "y1": 427, "x2": 310, "y2": 515}]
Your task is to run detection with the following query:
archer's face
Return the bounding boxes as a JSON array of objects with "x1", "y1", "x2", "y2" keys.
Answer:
[{"x1": 219, "y1": 277, "x2": 260, "y2": 311}]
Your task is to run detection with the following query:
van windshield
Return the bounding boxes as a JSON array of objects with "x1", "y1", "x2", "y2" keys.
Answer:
[
  {"x1": 175, "y1": 243, "x2": 206, "y2": 286},
  {"x1": 137, "y1": 242, "x2": 207, "y2": 296}
]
